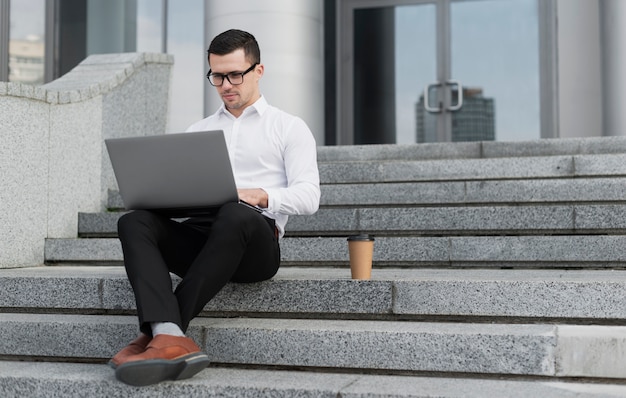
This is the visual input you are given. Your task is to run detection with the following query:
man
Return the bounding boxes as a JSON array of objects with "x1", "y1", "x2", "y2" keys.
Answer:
[{"x1": 110, "y1": 29, "x2": 320, "y2": 386}]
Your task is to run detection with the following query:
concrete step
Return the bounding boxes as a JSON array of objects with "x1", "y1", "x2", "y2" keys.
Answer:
[
  {"x1": 79, "y1": 204, "x2": 626, "y2": 237},
  {"x1": 320, "y1": 178, "x2": 626, "y2": 207},
  {"x1": 2, "y1": 267, "x2": 625, "y2": 321},
  {"x1": 2, "y1": 362, "x2": 625, "y2": 398},
  {"x1": 316, "y1": 136, "x2": 626, "y2": 162},
  {"x1": 1, "y1": 313, "x2": 625, "y2": 379},
  {"x1": 45, "y1": 235, "x2": 626, "y2": 267},
  {"x1": 318, "y1": 153, "x2": 626, "y2": 184},
  {"x1": 107, "y1": 177, "x2": 626, "y2": 210}
]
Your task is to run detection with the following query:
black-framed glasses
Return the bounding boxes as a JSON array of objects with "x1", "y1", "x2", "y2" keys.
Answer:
[{"x1": 206, "y1": 63, "x2": 258, "y2": 86}]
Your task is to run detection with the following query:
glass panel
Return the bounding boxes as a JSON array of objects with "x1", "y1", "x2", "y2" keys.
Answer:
[
  {"x1": 9, "y1": 0, "x2": 45, "y2": 85},
  {"x1": 395, "y1": 4, "x2": 437, "y2": 144},
  {"x1": 137, "y1": 0, "x2": 164, "y2": 53},
  {"x1": 353, "y1": 7, "x2": 396, "y2": 144},
  {"x1": 450, "y1": 0, "x2": 540, "y2": 142},
  {"x1": 353, "y1": 3, "x2": 436, "y2": 144},
  {"x1": 137, "y1": 0, "x2": 204, "y2": 132},
  {"x1": 165, "y1": 0, "x2": 204, "y2": 132}
]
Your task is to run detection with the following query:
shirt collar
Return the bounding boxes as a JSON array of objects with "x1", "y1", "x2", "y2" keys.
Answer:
[{"x1": 217, "y1": 95, "x2": 267, "y2": 119}]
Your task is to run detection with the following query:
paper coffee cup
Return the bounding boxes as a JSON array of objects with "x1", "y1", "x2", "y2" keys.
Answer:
[{"x1": 347, "y1": 234, "x2": 375, "y2": 280}]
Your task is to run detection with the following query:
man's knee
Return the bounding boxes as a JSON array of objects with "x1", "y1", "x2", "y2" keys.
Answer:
[
  {"x1": 118, "y1": 210, "x2": 157, "y2": 237},
  {"x1": 215, "y1": 202, "x2": 261, "y2": 231},
  {"x1": 218, "y1": 202, "x2": 250, "y2": 220}
]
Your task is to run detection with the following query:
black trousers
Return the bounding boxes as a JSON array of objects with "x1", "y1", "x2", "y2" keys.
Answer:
[{"x1": 117, "y1": 202, "x2": 280, "y2": 335}]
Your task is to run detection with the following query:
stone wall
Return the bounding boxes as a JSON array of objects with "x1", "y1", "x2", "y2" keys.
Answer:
[{"x1": 0, "y1": 53, "x2": 172, "y2": 268}]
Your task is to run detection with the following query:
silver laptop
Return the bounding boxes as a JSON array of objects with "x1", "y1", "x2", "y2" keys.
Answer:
[{"x1": 105, "y1": 130, "x2": 258, "y2": 217}]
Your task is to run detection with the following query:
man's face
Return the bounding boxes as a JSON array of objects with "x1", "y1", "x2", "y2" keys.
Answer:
[{"x1": 208, "y1": 48, "x2": 263, "y2": 117}]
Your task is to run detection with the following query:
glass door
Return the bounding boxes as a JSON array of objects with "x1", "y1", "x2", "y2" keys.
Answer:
[
  {"x1": 448, "y1": 0, "x2": 541, "y2": 142},
  {"x1": 351, "y1": 2, "x2": 437, "y2": 144},
  {"x1": 338, "y1": 0, "x2": 553, "y2": 144}
]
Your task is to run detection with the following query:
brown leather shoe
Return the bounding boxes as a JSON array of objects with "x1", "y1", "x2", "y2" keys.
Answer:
[
  {"x1": 114, "y1": 334, "x2": 210, "y2": 386},
  {"x1": 108, "y1": 334, "x2": 151, "y2": 369}
]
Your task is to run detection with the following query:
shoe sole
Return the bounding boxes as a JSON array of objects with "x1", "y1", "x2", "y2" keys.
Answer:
[{"x1": 114, "y1": 353, "x2": 210, "y2": 386}]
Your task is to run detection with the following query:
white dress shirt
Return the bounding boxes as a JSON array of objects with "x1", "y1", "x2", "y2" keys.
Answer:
[{"x1": 185, "y1": 96, "x2": 320, "y2": 237}]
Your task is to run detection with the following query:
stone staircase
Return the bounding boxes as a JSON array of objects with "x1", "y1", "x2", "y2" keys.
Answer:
[{"x1": 1, "y1": 137, "x2": 626, "y2": 397}]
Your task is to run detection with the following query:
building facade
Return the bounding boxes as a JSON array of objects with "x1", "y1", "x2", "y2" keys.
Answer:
[{"x1": 1, "y1": 0, "x2": 625, "y2": 145}]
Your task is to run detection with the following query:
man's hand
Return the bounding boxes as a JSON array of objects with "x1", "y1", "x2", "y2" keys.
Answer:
[{"x1": 238, "y1": 188, "x2": 269, "y2": 208}]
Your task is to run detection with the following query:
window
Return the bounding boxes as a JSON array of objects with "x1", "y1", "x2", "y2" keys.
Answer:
[{"x1": 8, "y1": 0, "x2": 45, "y2": 85}]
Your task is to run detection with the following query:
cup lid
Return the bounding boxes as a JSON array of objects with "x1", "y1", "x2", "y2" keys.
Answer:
[{"x1": 347, "y1": 234, "x2": 374, "y2": 241}]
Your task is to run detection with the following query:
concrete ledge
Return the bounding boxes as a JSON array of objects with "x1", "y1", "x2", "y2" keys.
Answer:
[
  {"x1": 45, "y1": 238, "x2": 123, "y2": 262},
  {"x1": 316, "y1": 136, "x2": 626, "y2": 162},
  {"x1": 107, "y1": 189, "x2": 125, "y2": 209},
  {"x1": 79, "y1": 204, "x2": 626, "y2": 237},
  {"x1": 44, "y1": 235, "x2": 626, "y2": 266},
  {"x1": 482, "y1": 136, "x2": 626, "y2": 158},
  {"x1": 319, "y1": 154, "x2": 626, "y2": 184},
  {"x1": 204, "y1": 318, "x2": 557, "y2": 375},
  {"x1": 317, "y1": 141, "x2": 482, "y2": 162},
  {"x1": 0, "y1": 314, "x2": 557, "y2": 376},
  {"x1": 0, "y1": 53, "x2": 172, "y2": 268},
  {"x1": 392, "y1": 269, "x2": 626, "y2": 319},
  {"x1": 108, "y1": 151, "x2": 626, "y2": 211},
  {"x1": 448, "y1": 235, "x2": 626, "y2": 265},
  {"x1": 1, "y1": 362, "x2": 625, "y2": 398},
  {"x1": 556, "y1": 325, "x2": 626, "y2": 378},
  {"x1": 0, "y1": 53, "x2": 173, "y2": 104},
  {"x1": 106, "y1": 178, "x2": 626, "y2": 210},
  {"x1": 319, "y1": 155, "x2": 582, "y2": 184},
  {"x1": 319, "y1": 155, "x2": 573, "y2": 183},
  {"x1": 3, "y1": 314, "x2": 624, "y2": 379},
  {"x1": 2, "y1": 267, "x2": 625, "y2": 320},
  {"x1": 463, "y1": 178, "x2": 626, "y2": 205},
  {"x1": 321, "y1": 178, "x2": 626, "y2": 206},
  {"x1": 280, "y1": 235, "x2": 626, "y2": 266}
]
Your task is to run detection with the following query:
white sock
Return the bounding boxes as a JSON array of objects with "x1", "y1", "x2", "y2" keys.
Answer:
[{"x1": 151, "y1": 322, "x2": 185, "y2": 337}]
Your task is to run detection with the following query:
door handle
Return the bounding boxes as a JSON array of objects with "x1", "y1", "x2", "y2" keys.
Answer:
[
  {"x1": 424, "y1": 80, "x2": 463, "y2": 113},
  {"x1": 424, "y1": 82, "x2": 443, "y2": 113},
  {"x1": 446, "y1": 80, "x2": 463, "y2": 111}
]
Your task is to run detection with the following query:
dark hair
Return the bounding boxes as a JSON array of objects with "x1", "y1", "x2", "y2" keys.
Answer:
[{"x1": 208, "y1": 29, "x2": 261, "y2": 65}]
